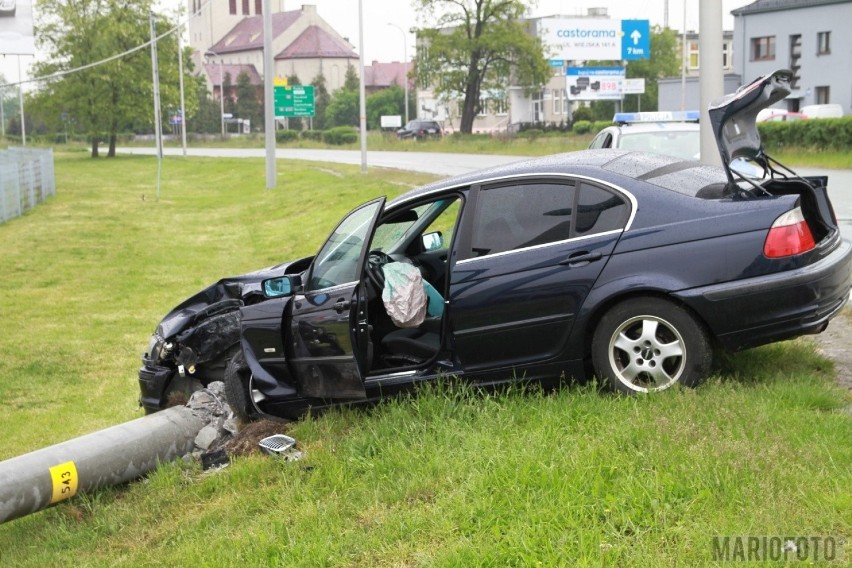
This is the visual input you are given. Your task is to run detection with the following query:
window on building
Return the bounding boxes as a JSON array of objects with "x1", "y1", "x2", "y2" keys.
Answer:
[
  {"x1": 493, "y1": 97, "x2": 508, "y2": 116},
  {"x1": 688, "y1": 40, "x2": 699, "y2": 70},
  {"x1": 242, "y1": 0, "x2": 249, "y2": 15},
  {"x1": 750, "y1": 36, "x2": 775, "y2": 61},
  {"x1": 477, "y1": 97, "x2": 488, "y2": 116},
  {"x1": 817, "y1": 31, "x2": 830, "y2": 55},
  {"x1": 255, "y1": 0, "x2": 262, "y2": 14},
  {"x1": 815, "y1": 86, "x2": 830, "y2": 104},
  {"x1": 553, "y1": 89, "x2": 562, "y2": 114},
  {"x1": 722, "y1": 42, "x2": 732, "y2": 70},
  {"x1": 229, "y1": 0, "x2": 236, "y2": 15}
]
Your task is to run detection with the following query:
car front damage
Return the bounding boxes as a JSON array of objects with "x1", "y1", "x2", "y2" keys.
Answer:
[{"x1": 138, "y1": 258, "x2": 310, "y2": 413}]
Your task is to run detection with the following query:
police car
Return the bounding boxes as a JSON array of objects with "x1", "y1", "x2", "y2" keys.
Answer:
[{"x1": 589, "y1": 111, "x2": 701, "y2": 160}]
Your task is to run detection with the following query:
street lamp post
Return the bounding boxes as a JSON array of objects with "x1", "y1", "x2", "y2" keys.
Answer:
[
  {"x1": 387, "y1": 22, "x2": 409, "y2": 124},
  {"x1": 205, "y1": 50, "x2": 226, "y2": 138}
]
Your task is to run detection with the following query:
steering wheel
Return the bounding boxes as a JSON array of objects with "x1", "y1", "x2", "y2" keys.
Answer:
[{"x1": 366, "y1": 250, "x2": 392, "y2": 291}]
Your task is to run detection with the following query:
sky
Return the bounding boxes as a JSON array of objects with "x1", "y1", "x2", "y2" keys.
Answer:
[
  {"x1": 10, "y1": 0, "x2": 757, "y2": 85},
  {"x1": 250, "y1": 0, "x2": 757, "y2": 64}
]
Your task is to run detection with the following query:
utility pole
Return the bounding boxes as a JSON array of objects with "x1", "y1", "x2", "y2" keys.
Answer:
[
  {"x1": 150, "y1": 12, "x2": 164, "y2": 200},
  {"x1": 699, "y1": 0, "x2": 723, "y2": 165},
  {"x1": 263, "y1": 0, "x2": 276, "y2": 189},
  {"x1": 177, "y1": 30, "x2": 188, "y2": 156},
  {"x1": 358, "y1": 0, "x2": 367, "y2": 173}
]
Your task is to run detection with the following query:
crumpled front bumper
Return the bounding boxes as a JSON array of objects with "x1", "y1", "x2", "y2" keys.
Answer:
[{"x1": 138, "y1": 358, "x2": 174, "y2": 412}]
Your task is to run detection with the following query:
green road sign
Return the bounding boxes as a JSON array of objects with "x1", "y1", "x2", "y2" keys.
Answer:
[{"x1": 274, "y1": 85, "x2": 315, "y2": 118}]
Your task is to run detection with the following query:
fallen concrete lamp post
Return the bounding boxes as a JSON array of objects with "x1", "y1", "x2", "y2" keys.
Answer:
[{"x1": 0, "y1": 398, "x2": 219, "y2": 524}]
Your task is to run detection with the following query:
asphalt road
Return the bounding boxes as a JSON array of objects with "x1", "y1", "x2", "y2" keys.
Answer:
[{"x1": 118, "y1": 146, "x2": 852, "y2": 240}]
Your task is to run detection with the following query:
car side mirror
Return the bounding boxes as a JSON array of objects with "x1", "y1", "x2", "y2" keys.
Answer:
[
  {"x1": 262, "y1": 276, "x2": 294, "y2": 298},
  {"x1": 422, "y1": 231, "x2": 443, "y2": 252}
]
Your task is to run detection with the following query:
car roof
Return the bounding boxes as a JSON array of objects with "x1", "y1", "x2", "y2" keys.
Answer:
[
  {"x1": 387, "y1": 149, "x2": 724, "y2": 209},
  {"x1": 605, "y1": 122, "x2": 700, "y2": 135}
]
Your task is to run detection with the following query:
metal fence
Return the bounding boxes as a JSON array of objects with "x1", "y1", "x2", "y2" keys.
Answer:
[{"x1": 0, "y1": 148, "x2": 56, "y2": 224}]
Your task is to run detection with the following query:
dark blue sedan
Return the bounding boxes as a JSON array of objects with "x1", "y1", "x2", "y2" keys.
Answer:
[{"x1": 138, "y1": 70, "x2": 851, "y2": 419}]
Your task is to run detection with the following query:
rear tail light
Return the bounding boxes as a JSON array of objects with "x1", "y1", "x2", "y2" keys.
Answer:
[{"x1": 763, "y1": 207, "x2": 816, "y2": 258}]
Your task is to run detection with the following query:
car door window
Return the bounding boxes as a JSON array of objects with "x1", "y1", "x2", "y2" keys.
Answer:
[
  {"x1": 470, "y1": 181, "x2": 576, "y2": 257},
  {"x1": 590, "y1": 132, "x2": 612, "y2": 149},
  {"x1": 575, "y1": 182, "x2": 630, "y2": 235},
  {"x1": 308, "y1": 199, "x2": 384, "y2": 291}
]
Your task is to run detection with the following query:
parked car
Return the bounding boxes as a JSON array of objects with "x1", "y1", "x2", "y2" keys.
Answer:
[
  {"x1": 589, "y1": 111, "x2": 701, "y2": 160},
  {"x1": 756, "y1": 109, "x2": 808, "y2": 122},
  {"x1": 139, "y1": 69, "x2": 851, "y2": 420},
  {"x1": 589, "y1": 110, "x2": 763, "y2": 178},
  {"x1": 801, "y1": 104, "x2": 844, "y2": 119},
  {"x1": 0, "y1": 0, "x2": 15, "y2": 17},
  {"x1": 397, "y1": 119, "x2": 442, "y2": 140}
]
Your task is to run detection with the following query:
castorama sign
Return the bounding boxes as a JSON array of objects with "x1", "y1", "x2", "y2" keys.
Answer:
[{"x1": 539, "y1": 18, "x2": 650, "y2": 61}]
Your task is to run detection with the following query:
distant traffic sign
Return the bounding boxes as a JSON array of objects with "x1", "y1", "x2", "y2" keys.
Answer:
[
  {"x1": 274, "y1": 85, "x2": 315, "y2": 118},
  {"x1": 621, "y1": 20, "x2": 650, "y2": 60}
]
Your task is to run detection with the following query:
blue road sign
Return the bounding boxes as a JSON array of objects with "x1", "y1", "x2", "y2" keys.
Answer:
[{"x1": 621, "y1": 20, "x2": 650, "y2": 60}]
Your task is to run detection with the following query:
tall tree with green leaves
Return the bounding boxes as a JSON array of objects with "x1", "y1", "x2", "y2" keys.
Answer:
[
  {"x1": 414, "y1": 0, "x2": 549, "y2": 133},
  {"x1": 343, "y1": 64, "x2": 359, "y2": 91},
  {"x1": 366, "y1": 84, "x2": 404, "y2": 130},
  {"x1": 310, "y1": 73, "x2": 331, "y2": 130},
  {"x1": 235, "y1": 71, "x2": 261, "y2": 129},
  {"x1": 33, "y1": 0, "x2": 185, "y2": 157}
]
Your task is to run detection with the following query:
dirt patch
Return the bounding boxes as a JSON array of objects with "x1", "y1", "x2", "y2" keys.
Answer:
[
  {"x1": 225, "y1": 418, "x2": 292, "y2": 457},
  {"x1": 812, "y1": 308, "x2": 852, "y2": 391}
]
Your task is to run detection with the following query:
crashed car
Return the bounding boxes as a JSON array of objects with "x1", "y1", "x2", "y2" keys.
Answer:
[{"x1": 139, "y1": 69, "x2": 851, "y2": 420}]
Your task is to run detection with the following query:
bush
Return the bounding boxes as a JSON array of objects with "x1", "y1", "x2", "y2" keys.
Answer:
[
  {"x1": 592, "y1": 121, "x2": 613, "y2": 133},
  {"x1": 301, "y1": 130, "x2": 323, "y2": 142},
  {"x1": 573, "y1": 120, "x2": 593, "y2": 134},
  {"x1": 520, "y1": 128, "x2": 543, "y2": 141},
  {"x1": 571, "y1": 106, "x2": 594, "y2": 123},
  {"x1": 275, "y1": 129, "x2": 300, "y2": 143},
  {"x1": 322, "y1": 126, "x2": 358, "y2": 145},
  {"x1": 758, "y1": 116, "x2": 852, "y2": 152}
]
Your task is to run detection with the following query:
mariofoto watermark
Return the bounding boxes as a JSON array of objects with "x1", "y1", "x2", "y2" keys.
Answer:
[{"x1": 712, "y1": 535, "x2": 845, "y2": 562}]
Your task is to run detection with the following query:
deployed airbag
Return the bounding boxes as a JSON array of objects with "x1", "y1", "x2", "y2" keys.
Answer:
[{"x1": 381, "y1": 262, "x2": 427, "y2": 328}]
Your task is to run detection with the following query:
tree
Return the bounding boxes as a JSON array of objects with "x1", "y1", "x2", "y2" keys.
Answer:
[
  {"x1": 311, "y1": 73, "x2": 331, "y2": 130},
  {"x1": 343, "y1": 64, "x2": 359, "y2": 91},
  {"x1": 222, "y1": 72, "x2": 237, "y2": 117},
  {"x1": 326, "y1": 89, "x2": 359, "y2": 127},
  {"x1": 32, "y1": 0, "x2": 186, "y2": 157},
  {"x1": 414, "y1": 0, "x2": 549, "y2": 134},
  {"x1": 235, "y1": 71, "x2": 261, "y2": 129},
  {"x1": 366, "y1": 84, "x2": 404, "y2": 130}
]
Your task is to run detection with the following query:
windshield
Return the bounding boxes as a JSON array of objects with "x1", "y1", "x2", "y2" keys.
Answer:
[{"x1": 619, "y1": 130, "x2": 700, "y2": 160}]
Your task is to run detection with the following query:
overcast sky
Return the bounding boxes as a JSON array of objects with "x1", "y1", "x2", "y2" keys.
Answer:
[
  {"x1": 12, "y1": 1, "x2": 757, "y2": 85},
  {"x1": 154, "y1": 0, "x2": 755, "y2": 64},
  {"x1": 249, "y1": 0, "x2": 756, "y2": 64}
]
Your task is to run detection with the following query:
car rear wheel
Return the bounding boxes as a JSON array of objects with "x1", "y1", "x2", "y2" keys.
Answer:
[
  {"x1": 592, "y1": 297, "x2": 712, "y2": 394},
  {"x1": 223, "y1": 350, "x2": 253, "y2": 422}
]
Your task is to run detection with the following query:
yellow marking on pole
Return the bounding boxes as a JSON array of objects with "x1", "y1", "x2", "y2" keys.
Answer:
[{"x1": 49, "y1": 461, "x2": 79, "y2": 504}]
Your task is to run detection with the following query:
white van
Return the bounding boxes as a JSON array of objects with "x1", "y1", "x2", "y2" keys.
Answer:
[{"x1": 801, "y1": 104, "x2": 844, "y2": 119}]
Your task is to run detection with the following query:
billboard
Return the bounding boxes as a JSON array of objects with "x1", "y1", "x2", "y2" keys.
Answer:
[
  {"x1": 566, "y1": 67, "x2": 625, "y2": 101},
  {"x1": 539, "y1": 18, "x2": 649, "y2": 61},
  {"x1": 0, "y1": 0, "x2": 35, "y2": 55}
]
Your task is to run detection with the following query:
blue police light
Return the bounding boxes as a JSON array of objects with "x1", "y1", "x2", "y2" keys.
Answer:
[{"x1": 613, "y1": 111, "x2": 700, "y2": 124}]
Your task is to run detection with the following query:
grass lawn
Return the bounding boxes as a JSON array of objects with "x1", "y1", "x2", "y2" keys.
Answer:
[{"x1": 0, "y1": 153, "x2": 849, "y2": 566}]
